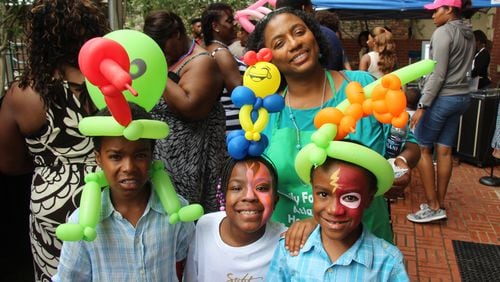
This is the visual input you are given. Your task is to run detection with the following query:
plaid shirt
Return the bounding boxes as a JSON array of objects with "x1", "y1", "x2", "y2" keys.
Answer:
[
  {"x1": 266, "y1": 225, "x2": 409, "y2": 281},
  {"x1": 53, "y1": 187, "x2": 195, "y2": 282}
]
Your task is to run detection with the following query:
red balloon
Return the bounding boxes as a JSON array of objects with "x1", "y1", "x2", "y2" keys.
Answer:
[{"x1": 79, "y1": 37, "x2": 138, "y2": 126}]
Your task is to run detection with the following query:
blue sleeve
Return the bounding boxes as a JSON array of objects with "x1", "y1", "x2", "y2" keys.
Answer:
[
  {"x1": 176, "y1": 221, "x2": 195, "y2": 262},
  {"x1": 52, "y1": 211, "x2": 92, "y2": 282},
  {"x1": 320, "y1": 25, "x2": 344, "y2": 71},
  {"x1": 389, "y1": 256, "x2": 410, "y2": 282},
  {"x1": 265, "y1": 239, "x2": 290, "y2": 281}
]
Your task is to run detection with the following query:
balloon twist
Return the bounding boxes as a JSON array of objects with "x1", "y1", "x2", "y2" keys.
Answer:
[
  {"x1": 55, "y1": 162, "x2": 204, "y2": 242},
  {"x1": 294, "y1": 125, "x2": 395, "y2": 196},
  {"x1": 235, "y1": 0, "x2": 277, "y2": 33},
  {"x1": 294, "y1": 60, "x2": 438, "y2": 195},
  {"x1": 79, "y1": 37, "x2": 139, "y2": 126},
  {"x1": 228, "y1": 48, "x2": 283, "y2": 159}
]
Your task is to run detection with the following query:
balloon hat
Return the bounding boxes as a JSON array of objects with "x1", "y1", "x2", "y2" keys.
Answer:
[
  {"x1": 293, "y1": 60, "x2": 437, "y2": 195},
  {"x1": 295, "y1": 125, "x2": 394, "y2": 196},
  {"x1": 56, "y1": 29, "x2": 204, "y2": 242},
  {"x1": 235, "y1": 0, "x2": 277, "y2": 33},
  {"x1": 227, "y1": 48, "x2": 284, "y2": 159}
]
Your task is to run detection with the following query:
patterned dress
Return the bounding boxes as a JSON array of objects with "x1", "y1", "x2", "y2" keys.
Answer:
[
  {"x1": 25, "y1": 84, "x2": 97, "y2": 282},
  {"x1": 152, "y1": 53, "x2": 227, "y2": 213}
]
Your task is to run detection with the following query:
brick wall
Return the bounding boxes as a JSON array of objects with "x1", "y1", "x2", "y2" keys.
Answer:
[
  {"x1": 340, "y1": 8, "x2": 499, "y2": 88},
  {"x1": 343, "y1": 39, "x2": 424, "y2": 70}
]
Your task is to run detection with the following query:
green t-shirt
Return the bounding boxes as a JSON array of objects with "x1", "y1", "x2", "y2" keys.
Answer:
[{"x1": 263, "y1": 70, "x2": 415, "y2": 243}]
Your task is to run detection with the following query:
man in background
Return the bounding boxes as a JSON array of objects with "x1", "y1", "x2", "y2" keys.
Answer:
[{"x1": 190, "y1": 17, "x2": 204, "y2": 46}]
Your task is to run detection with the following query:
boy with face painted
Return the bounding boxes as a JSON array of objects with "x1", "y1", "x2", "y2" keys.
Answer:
[
  {"x1": 54, "y1": 104, "x2": 195, "y2": 281},
  {"x1": 183, "y1": 156, "x2": 286, "y2": 282},
  {"x1": 266, "y1": 141, "x2": 409, "y2": 281}
]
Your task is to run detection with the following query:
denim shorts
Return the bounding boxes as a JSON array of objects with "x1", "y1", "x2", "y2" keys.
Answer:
[{"x1": 415, "y1": 94, "x2": 471, "y2": 148}]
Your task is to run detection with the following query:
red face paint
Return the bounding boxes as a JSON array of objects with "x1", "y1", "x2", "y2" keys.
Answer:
[{"x1": 312, "y1": 162, "x2": 372, "y2": 245}]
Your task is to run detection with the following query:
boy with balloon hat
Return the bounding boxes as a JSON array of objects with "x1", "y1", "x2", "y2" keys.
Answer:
[{"x1": 54, "y1": 29, "x2": 203, "y2": 281}]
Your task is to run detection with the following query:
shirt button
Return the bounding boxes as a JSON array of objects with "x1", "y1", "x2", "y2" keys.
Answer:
[{"x1": 328, "y1": 268, "x2": 333, "y2": 273}]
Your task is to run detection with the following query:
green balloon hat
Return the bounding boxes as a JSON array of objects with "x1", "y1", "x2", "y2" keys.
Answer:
[
  {"x1": 55, "y1": 29, "x2": 204, "y2": 242},
  {"x1": 293, "y1": 60, "x2": 437, "y2": 196}
]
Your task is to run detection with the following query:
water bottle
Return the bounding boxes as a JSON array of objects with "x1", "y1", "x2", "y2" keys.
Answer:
[{"x1": 385, "y1": 125, "x2": 408, "y2": 159}]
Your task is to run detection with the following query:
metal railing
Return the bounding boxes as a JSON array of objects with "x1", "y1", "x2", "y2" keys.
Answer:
[{"x1": 4, "y1": 40, "x2": 27, "y2": 87}]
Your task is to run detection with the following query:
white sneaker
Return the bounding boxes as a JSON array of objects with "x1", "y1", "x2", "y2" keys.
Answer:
[{"x1": 407, "y1": 203, "x2": 447, "y2": 223}]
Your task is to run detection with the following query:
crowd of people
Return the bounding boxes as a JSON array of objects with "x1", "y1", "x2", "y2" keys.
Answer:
[{"x1": 0, "y1": 0, "x2": 493, "y2": 281}]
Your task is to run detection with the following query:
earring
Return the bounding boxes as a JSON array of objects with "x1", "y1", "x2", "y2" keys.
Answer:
[{"x1": 319, "y1": 53, "x2": 323, "y2": 59}]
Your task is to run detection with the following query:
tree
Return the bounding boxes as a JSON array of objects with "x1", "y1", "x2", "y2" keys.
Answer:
[
  {"x1": 125, "y1": 0, "x2": 253, "y2": 30},
  {"x1": 0, "y1": 0, "x2": 29, "y2": 96}
]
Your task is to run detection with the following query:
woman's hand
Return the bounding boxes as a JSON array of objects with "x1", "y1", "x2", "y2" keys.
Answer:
[
  {"x1": 284, "y1": 217, "x2": 317, "y2": 256},
  {"x1": 410, "y1": 108, "x2": 425, "y2": 131},
  {"x1": 386, "y1": 157, "x2": 411, "y2": 200}
]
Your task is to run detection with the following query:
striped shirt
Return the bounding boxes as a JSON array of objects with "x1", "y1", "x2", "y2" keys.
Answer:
[
  {"x1": 53, "y1": 186, "x2": 195, "y2": 282},
  {"x1": 220, "y1": 55, "x2": 247, "y2": 133},
  {"x1": 266, "y1": 225, "x2": 409, "y2": 281}
]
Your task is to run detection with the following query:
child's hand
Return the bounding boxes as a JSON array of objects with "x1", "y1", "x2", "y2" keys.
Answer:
[{"x1": 284, "y1": 217, "x2": 317, "y2": 256}]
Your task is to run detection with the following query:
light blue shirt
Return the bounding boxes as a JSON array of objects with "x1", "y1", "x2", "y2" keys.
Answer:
[
  {"x1": 266, "y1": 225, "x2": 409, "y2": 281},
  {"x1": 53, "y1": 186, "x2": 195, "y2": 282}
]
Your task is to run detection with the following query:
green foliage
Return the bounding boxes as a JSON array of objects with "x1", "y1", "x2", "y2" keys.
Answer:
[{"x1": 125, "y1": 0, "x2": 253, "y2": 30}]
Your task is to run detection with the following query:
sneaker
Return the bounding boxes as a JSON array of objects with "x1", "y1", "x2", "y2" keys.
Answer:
[{"x1": 407, "y1": 203, "x2": 447, "y2": 223}]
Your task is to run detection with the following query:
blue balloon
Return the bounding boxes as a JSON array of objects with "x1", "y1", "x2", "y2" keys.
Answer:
[
  {"x1": 251, "y1": 109, "x2": 259, "y2": 122},
  {"x1": 228, "y1": 135, "x2": 250, "y2": 160},
  {"x1": 253, "y1": 97, "x2": 263, "y2": 110},
  {"x1": 227, "y1": 129, "x2": 245, "y2": 143},
  {"x1": 231, "y1": 86, "x2": 256, "y2": 108},
  {"x1": 248, "y1": 134, "x2": 269, "y2": 156},
  {"x1": 263, "y1": 93, "x2": 285, "y2": 112}
]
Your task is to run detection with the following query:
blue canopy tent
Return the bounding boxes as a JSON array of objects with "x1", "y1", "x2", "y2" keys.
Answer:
[{"x1": 312, "y1": 0, "x2": 500, "y2": 19}]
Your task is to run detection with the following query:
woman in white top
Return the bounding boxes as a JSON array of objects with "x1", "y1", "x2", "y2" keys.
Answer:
[{"x1": 359, "y1": 27, "x2": 397, "y2": 79}]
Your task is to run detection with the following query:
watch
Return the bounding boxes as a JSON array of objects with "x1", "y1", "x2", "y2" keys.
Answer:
[{"x1": 417, "y1": 103, "x2": 427, "y2": 109}]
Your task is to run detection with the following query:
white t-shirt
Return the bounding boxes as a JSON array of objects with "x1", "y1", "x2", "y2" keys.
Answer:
[{"x1": 183, "y1": 211, "x2": 286, "y2": 282}]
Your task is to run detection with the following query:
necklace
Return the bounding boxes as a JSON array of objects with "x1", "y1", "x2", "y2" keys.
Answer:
[
  {"x1": 171, "y1": 39, "x2": 195, "y2": 70},
  {"x1": 210, "y1": 39, "x2": 229, "y2": 49},
  {"x1": 286, "y1": 70, "x2": 328, "y2": 150}
]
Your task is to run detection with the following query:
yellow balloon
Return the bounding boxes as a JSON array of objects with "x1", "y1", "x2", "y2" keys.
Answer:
[
  {"x1": 239, "y1": 105, "x2": 254, "y2": 132},
  {"x1": 243, "y1": 61, "x2": 281, "y2": 98}
]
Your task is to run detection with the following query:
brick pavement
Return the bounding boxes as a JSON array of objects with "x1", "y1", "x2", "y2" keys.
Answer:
[{"x1": 390, "y1": 161, "x2": 500, "y2": 281}]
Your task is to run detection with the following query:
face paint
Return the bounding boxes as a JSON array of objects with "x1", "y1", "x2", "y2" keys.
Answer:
[
  {"x1": 245, "y1": 162, "x2": 274, "y2": 224},
  {"x1": 329, "y1": 168, "x2": 340, "y2": 194},
  {"x1": 312, "y1": 162, "x2": 372, "y2": 244},
  {"x1": 225, "y1": 160, "x2": 275, "y2": 235},
  {"x1": 332, "y1": 165, "x2": 368, "y2": 217}
]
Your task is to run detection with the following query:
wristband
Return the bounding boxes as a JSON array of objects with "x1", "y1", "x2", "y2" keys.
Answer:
[{"x1": 396, "y1": 155, "x2": 408, "y2": 164}]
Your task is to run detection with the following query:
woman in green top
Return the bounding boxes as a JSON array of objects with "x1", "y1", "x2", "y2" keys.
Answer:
[{"x1": 246, "y1": 8, "x2": 420, "y2": 245}]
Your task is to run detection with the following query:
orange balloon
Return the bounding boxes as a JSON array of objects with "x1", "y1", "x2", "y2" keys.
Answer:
[
  {"x1": 381, "y1": 74, "x2": 401, "y2": 90},
  {"x1": 314, "y1": 107, "x2": 344, "y2": 129},
  {"x1": 392, "y1": 111, "x2": 409, "y2": 128},
  {"x1": 362, "y1": 99, "x2": 373, "y2": 116},
  {"x1": 372, "y1": 100, "x2": 388, "y2": 114},
  {"x1": 385, "y1": 89, "x2": 407, "y2": 116},
  {"x1": 345, "y1": 103, "x2": 363, "y2": 121},
  {"x1": 335, "y1": 128, "x2": 348, "y2": 140},
  {"x1": 339, "y1": 115, "x2": 356, "y2": 134},
  {"x1": 373, "y1": 111, "x2": 393, "y2": 124},
  {"x1": 371, "y1": 84, "x2": 387, "y2": 101},
  {"x1": 346, "y1": 82, "x2": 365, "y2": 104}
]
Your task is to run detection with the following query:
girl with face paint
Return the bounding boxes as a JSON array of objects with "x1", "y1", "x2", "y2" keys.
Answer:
[
  {"x1": 183, "y1": 156, "x2": 286, "y2": 282},
  {"x1": 266, "y1": 155, "x2": 409, "y2": 281}
]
